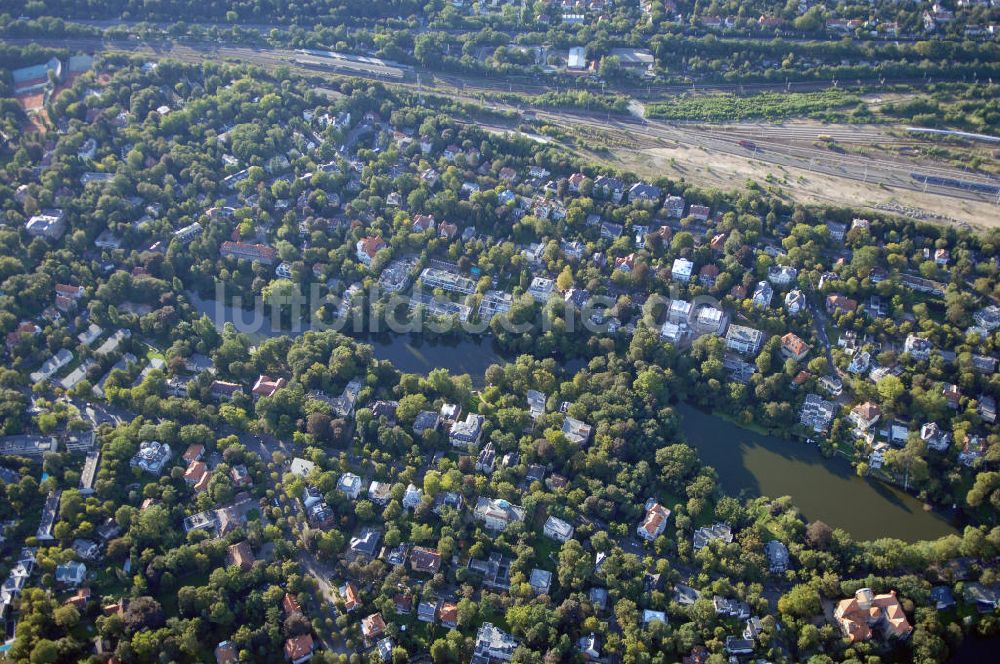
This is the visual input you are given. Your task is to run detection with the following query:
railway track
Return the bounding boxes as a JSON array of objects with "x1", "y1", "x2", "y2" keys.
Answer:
[{"x1": 15, "y1": 35, "x2": 998, "y2": 208}]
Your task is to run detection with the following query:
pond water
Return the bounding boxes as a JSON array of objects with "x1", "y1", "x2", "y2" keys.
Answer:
[
  {"x1": 188, "y1": 292, "x2": 509, "y2": 384},
  {"x1": 675, "y1": 403, "x2": 958, "y2": 542},
  {"x1": 190, "y1": 291, "x2": 959, "y2": 541}
]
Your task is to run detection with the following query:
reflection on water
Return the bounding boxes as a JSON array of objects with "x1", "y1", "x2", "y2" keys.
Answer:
[
  {"x1": 188, "y1": 292, "x2": 507, "y2": 385},
  {"x1": 676, "y1": 403, "x2": 957, "y2": 542},
  {"x1": 365, "y1": 333, "x2": 506, "y2": 385},
  {"x1": 190, "y1": 292, "x2": 958, "y2": 541}
]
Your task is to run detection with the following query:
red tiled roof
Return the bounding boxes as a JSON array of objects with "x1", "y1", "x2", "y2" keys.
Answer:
[
  {"x1": 357, "y1": 236, "x2": 386, "y2": 259},
  {"x1": 283, "y1": 593, "x2": 302, "y2": 615},
  {"x1": 284, "y1": 634, "x2": 313, "y2": 660}
]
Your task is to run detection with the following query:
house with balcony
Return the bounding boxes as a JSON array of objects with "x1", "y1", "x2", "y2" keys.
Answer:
[
  {"x1": 474, "y1": 498, "x2": 525, "y2": 531},
  {"x1": 725, "y1": 325, "x2": 763, "y2": 356},
  {"x1": 449, "y1": 413, "x2": 485, "y2": 450},
  {"x1": 671, "y1": 258, "x2": 694, "y2": 283}
]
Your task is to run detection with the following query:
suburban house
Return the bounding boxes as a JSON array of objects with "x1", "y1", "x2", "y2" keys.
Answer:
[
  {"x1": 725, "y1": 325, "x2": 764, "y2": 356},
  {"x1": 339, "y1": 582, "x2": 360, "y2": 612},
  {"x1": 337, "y1": 472, "x2": 363, "y2": 500},
  {"x1": 693, "y1": 306, "x2": 726, "y2": 335},
  {"x1": 526, "y1": 390, "x2": 546, "y2": 419},
  {"x1": 472, "y1": 623, "x2": 519, "y2": 663},
  {"x1": 904, "y1": 334, "x2": 933, "y2": 360},
  {"x1": 627, "y1": 182, "x2": 661, "y2": 204},
  {"x1": 834, "y1": 589, "x2": 912, "y2": 643},
  {"x1": 529, "y1": 568, "x2": 552, "y2": 595},
  {"x1": 799, "y1": 394, "x2": 836, "y2": 433},
  {"x1": 349, "y1": 527, "x2": 382, "y2": 560},
  {"x1": 130, "y1": 441, "x2": 171, "y2": 474},
  {"x1": 663, "y1": 195, "x2": 685, "y2": 218},
  {"x1": 410, "y1": 546, "x2": 442, "y2": 574},
  {"x1": 765, "y1": 540, "x2": 789, "y2": 573},
  {"x1": 55, "y1": 561, "x2": 86, "y2": 586},
  {"x1": 476, "y1": 442, "x2": 497, "y2": 473},
  {"x1": 768, "y1": 265, "x2": 798, "y2": 286},
  {"x1": 182, "y1": 444, "x2": 204, "y2": 464},
  {"x1": 784, "y1": 289, "x2": 807, "y2": 315},
  {"x1": 693, "y1": 522, "x2": 733, "y2": 551},
  {"x1": 920, "y1": 422, "x2": 951, "y2": 452},
  {"x1": 226, "y1": 541, "x2": 255, "y2": 570},
  {"x1": 368, "y1": 480, "x2": 392, "y2": 505},
  {"x1": 449, "y1": 413, "x2": 485, "y2": 450},
  {"x1": 543, "y1": 515, "x2": 574, "y2": 543},
  {"x1": 671, "y1": 258, "x2": 694, "y2": 283},
  {"x1": 210, "y1": 380, "x2": 243, "y2": 400},
  {"x1": 413, "y1": 410, "x2": 440, "y2": 435},
  {"x1": 780, "y1": 332, "x2": 811, "y2": 361},
  {"x1": 688, "y1": 203, "x2": 710, "y2": 220},
  {"x1": 474, "y1": 498, "x2": 525, "y2": 531},
  {"x1": 251, "y1": 375, "x2": 287, "y2": 399},
  {"x1": 438, "y1": 602, "x2": 459, "y2": 628},
  {"x1": 355, "y1": 236, "x2": 386, "y2": 266},
  {"x1": 219, "y1": 241, "x2": 277, "y2": 265},
  {"x1": 361, "y1": 613, "x2": 386, "y2": 642},
  {"x1": 637, "y1": 498, "x2": 671, "y2": 541},
  {"x1": 561, "y1": 416, "x2": 593, "y2": 445},
  {"x1": 403, "y1": 483, "x2": 423, "y2": 510},
  {"x1": 214, "y1": 641, "x2": 237, "y2": 664},
  {"x1": 849, "y1": 401, "x2": 881, "y2": 432},
  {"x1": 527, "y1": 276, "x2": 556, "y2": 303},
  {"x1": 26, "y1": 209, "x2": 67, "y2": 239},
  {"x1": 183, "y1": 460, "x2": 210, "y2": 493},
  {"x1": 751, "y1": 281, "x2": 773, "y2": 308},
  {"x1": 826, "y1": 294, "x2": 858, "y2": 316}
]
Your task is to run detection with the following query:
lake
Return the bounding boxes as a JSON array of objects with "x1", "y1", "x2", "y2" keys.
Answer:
[
  {"x1": 676, "y1": 403, "x2": 958, "y2": 542},
  {"x1": 190, "y1": 291, "x2": 959, "y2": 541},
  {"x1": 188, "y1": 292, "x2": 509, "y2": 385}
]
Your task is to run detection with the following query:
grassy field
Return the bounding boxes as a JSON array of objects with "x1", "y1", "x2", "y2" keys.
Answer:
[{"x1": 645, "y1": 90, "x2": 862, "y2": 122}]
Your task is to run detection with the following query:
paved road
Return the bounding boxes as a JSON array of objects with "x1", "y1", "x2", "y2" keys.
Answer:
[
  {"x1": 233, "y1": 428, "x2": 350, "y2": 652},
  {"x1": 809, "y1": 303, "x2": 836, "y2": 369}
]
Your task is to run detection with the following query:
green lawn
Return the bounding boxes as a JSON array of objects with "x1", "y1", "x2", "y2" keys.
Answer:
[
  {"x1": 144, "y1": 344, "x2": 166, "y2": 362},
  {"x1": 645, "y1": 90, "x2": 861, "y2": 123},
  {"x1": 531, "y1": 536, "x2": 560, "y2": 570}
]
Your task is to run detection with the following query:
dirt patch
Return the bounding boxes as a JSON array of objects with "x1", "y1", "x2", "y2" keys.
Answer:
[{"x1": 602, "y1": 143, "x2": 999, "y2": 230}]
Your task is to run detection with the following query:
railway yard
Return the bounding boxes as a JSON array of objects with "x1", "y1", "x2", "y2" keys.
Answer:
[{"x1": 14, "y1": 34, "x2": 1000, "y2": 229}]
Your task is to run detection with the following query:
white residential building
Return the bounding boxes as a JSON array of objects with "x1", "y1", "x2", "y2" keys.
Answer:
[
  {"x1": 473, "y1": 623, "x2": 519, "y2": 663},
  {"x1": 767, "y1": 265, "x2": 798, "y2": 286},
  {"x1": 449, "y1": 413, "x2": 485, "y2": 449},
  {"x1": 130, "y1": 441, "x2": 171, "y2": 475},
  {"x1": 403, "y1": 483, "x2": 423, "y2": 510},
  {"x1": 784, "y1": 289, "x2": 807, "y2": 315},
  {"x1": 693, "y1": 306, "x2": 727, "y2": 335},
  {"x1": 527, "y1": 277, "x2": 556, "y2": 303},
  {"x1": 725, "y1": 325, "x2": 763, "y2": 355},
  {"x1": 671, "y1": 258, "x2": 694, "y2": 283},
  {"x1": 474, "y1": 498, "x2": 525, "y2": 532},
  {"x1": 752, "y1": 281, "x2": 773, "y2": 308},
  {"x1": 543, "y1": 515, "x2": 575, "y2": 543},
  {"x1": 338, "y1": 473, "x2": 363, "y2": 500}
]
